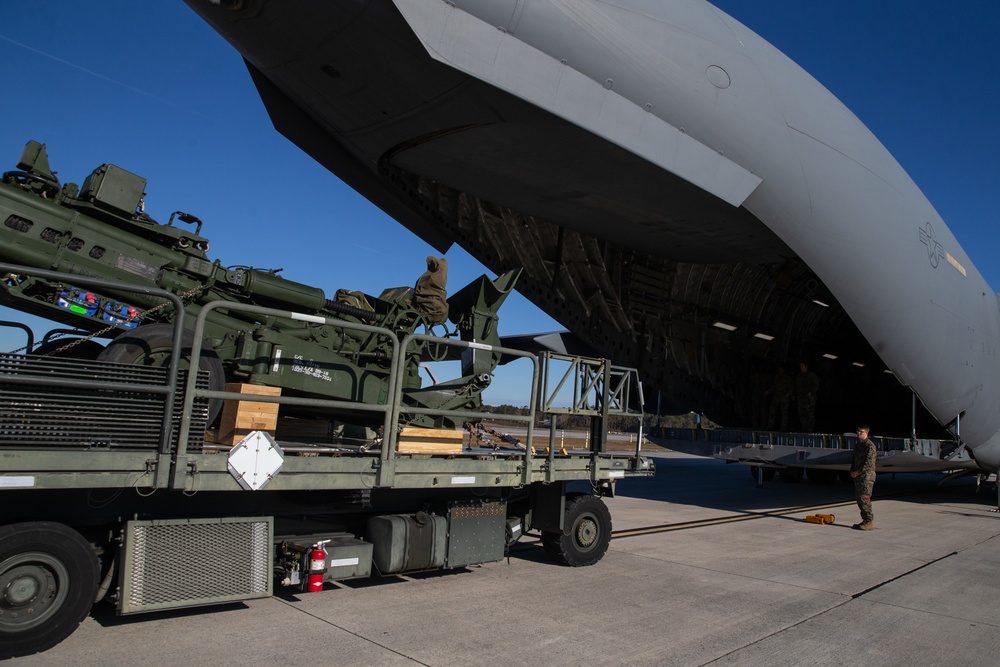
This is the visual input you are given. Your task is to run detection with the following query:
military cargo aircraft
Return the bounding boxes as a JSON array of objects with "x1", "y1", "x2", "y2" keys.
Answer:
[{"x1": 184, "y1": 0, "x2": 1000, "y2": 472}]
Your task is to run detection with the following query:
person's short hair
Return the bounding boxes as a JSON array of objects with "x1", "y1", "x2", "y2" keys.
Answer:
[{"x1": 857, "y1": 424, "x2": 870, "y2": 433}]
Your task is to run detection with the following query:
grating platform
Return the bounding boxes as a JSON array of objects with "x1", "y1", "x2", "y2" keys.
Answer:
[{"x1": 0, "y1": 353, "x2": 209, "y2": 451}]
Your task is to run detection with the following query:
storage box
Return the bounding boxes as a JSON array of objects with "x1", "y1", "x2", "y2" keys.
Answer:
[
  {"x1": 326, "y1": 536, "x2": 374, "y2": 580},
  {"x1": 81, "y1": 163, "x2": 147, "y2": 217},
  {"x1": 218, "y1": 383, "x2": 281, "y2": 445}
]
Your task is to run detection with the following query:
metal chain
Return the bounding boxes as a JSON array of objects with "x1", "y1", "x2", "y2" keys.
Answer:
[{"x1": 466, "y1": 421, "x2": 528, "y2": 452}]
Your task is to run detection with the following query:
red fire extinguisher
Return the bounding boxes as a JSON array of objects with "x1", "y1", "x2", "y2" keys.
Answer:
[{"x1": 307, "y1": 540, "x2": 330, "y2": 593}]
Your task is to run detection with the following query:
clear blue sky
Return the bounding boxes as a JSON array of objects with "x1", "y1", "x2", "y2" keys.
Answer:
[{"x1": 1, "y1": 1, "x2": 997, "y2": 406}]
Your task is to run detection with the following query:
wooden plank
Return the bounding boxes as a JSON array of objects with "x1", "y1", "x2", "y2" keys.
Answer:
[
  {"x1": 227, "y1": 383, "x2": 284, "y2": 397},
  {"x1": 397, "y1": 427, "x2": 465, "y2": 454}
]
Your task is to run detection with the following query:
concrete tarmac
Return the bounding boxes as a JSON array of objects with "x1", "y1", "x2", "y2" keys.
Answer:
[{"x1": 9, "y1": 452, "x2": 1000, "y2": 666}]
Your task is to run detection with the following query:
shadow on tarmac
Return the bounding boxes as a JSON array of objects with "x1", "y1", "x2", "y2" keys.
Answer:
[{"x1": 90, "y1": 600, "x2": 248, "y2": 629}]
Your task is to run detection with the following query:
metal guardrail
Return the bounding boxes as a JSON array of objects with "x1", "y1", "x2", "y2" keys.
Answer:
[
  {"x1": 178, "y1": 299, "x2": 401, "y2": 488},
  {"x1": 1, "y1": 262, "x2": 649, "y2": 489},
  {"x1": 398, "y1": 331, "x2": 540, "y2": 488},
  {"x1": 0, "y1": 261, "x2": 188, "y2": 455},
  {"x1": 537, "y1": 352, "x2": 645, "y2": 461},
  {"x1": 538, "y1": 353, "x2": 643, "y2": 417},
  {"x1": 657, "y1": 427, "x2": 958, "y2": 452},
  {"x1": 0, "y1": 320, "x2": 33, "y2": 351},
  {"x1": 0, "y1": 355, "x2": 209, "y2": 451},
  {"x1": 653, "y1": 426, "x2": 962, "y2": 459}
]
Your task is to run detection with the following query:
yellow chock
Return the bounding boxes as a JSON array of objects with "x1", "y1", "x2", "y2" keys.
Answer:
[{"x1": 804, "y1": 514, "x2": 836, "y2": 525}]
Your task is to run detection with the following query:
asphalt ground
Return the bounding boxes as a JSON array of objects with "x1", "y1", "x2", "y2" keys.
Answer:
[{"x1": 9, "y1": 451, "x2": 1000, "y2": 666}]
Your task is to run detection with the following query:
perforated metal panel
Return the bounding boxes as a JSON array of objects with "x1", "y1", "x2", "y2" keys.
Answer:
[
  {"x1": 120, "y1": 517, "x2": 272, "y2": 614},
  {"x1": 446, "y1": 500, "x2": 506, "y2": 568}
]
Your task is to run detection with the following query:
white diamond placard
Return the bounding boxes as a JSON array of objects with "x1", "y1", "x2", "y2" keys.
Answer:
[{"x1": 227, "y1": 431, "x2": 284, "y2": 491}]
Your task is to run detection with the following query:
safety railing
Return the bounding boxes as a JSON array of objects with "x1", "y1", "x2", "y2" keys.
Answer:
[
  {"x1": 537, "y1": 352, "x2": 645, "y2": 461},
  {"x1": 177, "y1": 299, "x2": 402, "y2": 487},
  {"x1": 0, "y1": 261, "x2": 188, "y2": 456},
  {"x1": 394, "y1": 331, "x2": 540, "y2": 487},
  {"x1": 1, "y1": 262, "x2": 641, "y2": 489},
  {"x1": 652, "y1": 425, "x2": 960, "y2": 459}
]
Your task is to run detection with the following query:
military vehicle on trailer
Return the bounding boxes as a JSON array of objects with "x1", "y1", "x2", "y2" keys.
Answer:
[{"x1": 0, "y1": 142, "x2": 653, "y2": 659}]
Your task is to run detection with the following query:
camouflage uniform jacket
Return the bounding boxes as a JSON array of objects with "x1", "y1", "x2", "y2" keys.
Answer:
[
  {"x1": 773, "y1": 373, "x2": 793, "y2": 399},
  {"x1": 795, "y1": 371, "x2": 819, "y2": 399},
  {"x1": 851, "y1": 437, "x2": 877, "y2": 480}
]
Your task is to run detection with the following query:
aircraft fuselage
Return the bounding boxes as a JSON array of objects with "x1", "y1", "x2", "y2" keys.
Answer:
[{"x1": 187, "y1": 0, "x2": 1000, "y2": 469}]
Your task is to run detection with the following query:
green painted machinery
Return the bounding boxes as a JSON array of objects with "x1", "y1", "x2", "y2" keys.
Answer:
[{"x1": 0, "y1": 141, "x2": 516, "y2": 426}]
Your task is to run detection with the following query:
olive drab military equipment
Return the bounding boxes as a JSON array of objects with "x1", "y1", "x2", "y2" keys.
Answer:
[
  {"x1": 0, "y1": 142, "x2": 508, "y2": 428},
  {"x1": 0, "y1": 141, "x2": 654, "y2": 659}
]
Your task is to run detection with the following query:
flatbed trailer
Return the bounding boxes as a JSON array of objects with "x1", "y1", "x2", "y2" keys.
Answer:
[{"x1": 0, "y1": 265, "x2": 653, "y2": 659}]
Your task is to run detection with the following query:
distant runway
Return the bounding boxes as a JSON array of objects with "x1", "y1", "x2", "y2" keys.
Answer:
[{"x1": 10, "y1": 452, "x2": 1000, "y2": 666}]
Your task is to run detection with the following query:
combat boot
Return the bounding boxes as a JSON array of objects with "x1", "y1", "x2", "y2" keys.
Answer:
[{"x1": 860, "y1": 521, "x2": 874, "y2": 531}]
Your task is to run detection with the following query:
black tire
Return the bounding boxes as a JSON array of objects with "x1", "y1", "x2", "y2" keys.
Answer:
[
  {"x1": 32, "y1": 338, "x2": 105, "y2": 360},
  {"x1": 778, "y1": 467, "x2": 804, "y2": 483},
  {"x1": 540, "y1": 494, "x2": 612, "y2": 567},
  {"x1": 96, "y1": 323, "x2": 225, "y2": 423},
  {"x1": 805, "y1": 467, "x2": 838, "y2": 485},
  {"x1": 0, "y1": 522, "x2": 99, "y2": 660},
  {"x1": 749, "y1": 465, "x2": 776, "y2": 482}
]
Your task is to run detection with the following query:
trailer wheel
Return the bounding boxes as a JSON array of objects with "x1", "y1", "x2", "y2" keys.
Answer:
[
  {"x1": 0, "y1": 522, "x2": 99, "y2": 660},
  {"x1": 540, "y1": 494, "x2": 612, "y2": 567},
  {"x1": 97, "y1": 323, "x2": 225, "y2": 423}
]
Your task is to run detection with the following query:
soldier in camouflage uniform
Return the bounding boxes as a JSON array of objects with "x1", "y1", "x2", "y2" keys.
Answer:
[{"x1": 850, "y1": 425, "x2": 877, "y2": 530}]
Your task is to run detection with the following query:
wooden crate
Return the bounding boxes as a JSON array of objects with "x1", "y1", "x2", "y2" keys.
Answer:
[
  {"x1": 397, "y1": 427, "x2": 465, "y2": 454},
  {"x1": 217, "y1": 383, "x2": 281, "y2": 446}
]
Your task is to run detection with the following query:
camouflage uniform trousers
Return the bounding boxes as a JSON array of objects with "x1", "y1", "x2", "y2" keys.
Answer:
[
  {"x1": 768, "y1": 397, "x2": 791, "y2": 431},
  {"x1": 797, "y1": 395, "x2": 816, "y2": 432},
  {"x1": 854, "y1": 475, "x2": 874, "y2": 523}
]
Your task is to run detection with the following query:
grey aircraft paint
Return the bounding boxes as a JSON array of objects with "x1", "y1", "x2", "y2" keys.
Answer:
[{"x1": 186, "y1": 0, "x2": 1000, "y2": 471}]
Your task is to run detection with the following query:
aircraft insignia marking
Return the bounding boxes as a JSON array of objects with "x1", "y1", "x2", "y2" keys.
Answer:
[{"x1": 919, "y1": 222, "x2": 945, "y2": 268}]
